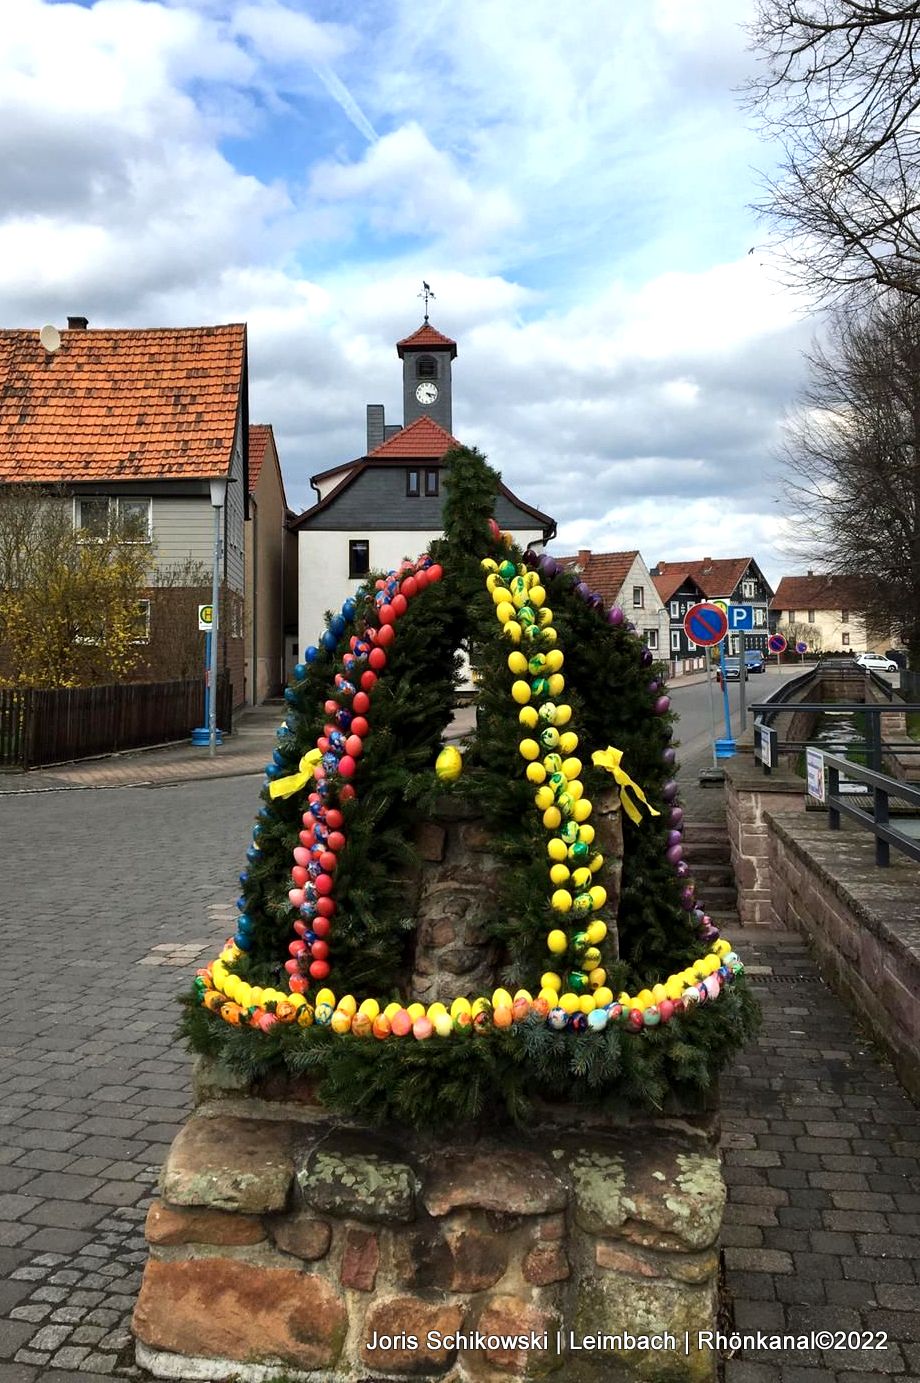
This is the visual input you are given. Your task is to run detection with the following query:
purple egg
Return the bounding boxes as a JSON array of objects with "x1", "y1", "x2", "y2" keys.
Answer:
[
  {"x1": 538, "y1": 553, "x2": 559, "y2": 578},
  {"x1": 607, "y1": 605, "x2": 625, "y2": 626},
  {"x1": 523, "y1": 548, "x2": 539, "y2": 569},
  {"x1": 666, "y1": 844, "x2": 683, "y2": 866},
  {"x1": 648, "y1": 679, "x2": 660, "y2": 694},
  {"x1": 667, "y1": 829, "x2": 682, "y2": 846},
  {"x1": 589, "y1": 593, "x2": 605, "y2": 612},
  {"x1": 575, "y1": 581, "x2": 591, "y2": 600},
  {"x1": 675, "y1": 861, "x2": 690, "y2": 878},
  {"x1": 680, "y1": 885, "x2": 696, "y2": 910},
  {"x1": 668, "y1": 805, "x2": 684, "y2": 826},
  {"x1": 700, "y1": 924, "x2": 720, "y2": 944},
  {"x1": 654, "y1": 695, "x2": 671, "y2": 716},
  {"x1": 662, "y1": 780, "x2": 679, "y2": 802},
  {"x1": 662, "y1": 747, "x2": 676, "y2": 767},
  {"x1": 640, "y1": 647, "x2": 654, "y2": 667}
]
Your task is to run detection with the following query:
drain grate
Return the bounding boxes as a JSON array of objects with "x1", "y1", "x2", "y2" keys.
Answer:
[{"x1": 749, "y1": 973, "x2": 824, "y2": 985}]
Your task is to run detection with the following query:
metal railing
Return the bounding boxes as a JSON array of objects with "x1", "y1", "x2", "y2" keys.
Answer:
[{"x1": 824, "y1": 752, "x2": 920, "y2": 867}]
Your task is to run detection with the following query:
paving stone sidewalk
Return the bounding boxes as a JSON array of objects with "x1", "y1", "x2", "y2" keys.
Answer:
[{"x1": 0, "y1": 748, "x2": 916, "y2": 1382}]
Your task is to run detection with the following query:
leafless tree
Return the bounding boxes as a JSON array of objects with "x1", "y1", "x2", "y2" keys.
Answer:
[
  {"x1": 779, "y1": 287, "x2": 920, "y2": 664},
  {"x1": 746, "y1": 1, "x2": 920, "y2": 299},
  {"x1": 144, "y1": 557, "x2": 213, "y2": 682}
]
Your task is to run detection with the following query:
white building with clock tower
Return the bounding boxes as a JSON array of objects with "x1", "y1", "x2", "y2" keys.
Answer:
[{"x1": 289, "y1": 319, "x2": 555, "y2": 667}]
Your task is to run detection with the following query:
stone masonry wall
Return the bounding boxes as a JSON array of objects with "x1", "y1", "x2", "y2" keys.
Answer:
[
  {"x1": 410, "y1": 794, "x2": 624, "y2": 1006},
  {"x1": 133, "y1": 1105, "x2": 724, "y2": 1383},
  {"x1": 767, "y1": 810, "x2": 920, "y2": 1102},
  {"x1": 724, "y1": 761, "x2": 807, "y2": 926}
]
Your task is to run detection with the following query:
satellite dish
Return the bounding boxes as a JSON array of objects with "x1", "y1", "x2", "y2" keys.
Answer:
[{"x1": 39, "y1": 324, "x2": 61, "y2": 354}]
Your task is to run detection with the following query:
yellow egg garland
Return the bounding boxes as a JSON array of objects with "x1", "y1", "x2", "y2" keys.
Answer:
[{"x1": 195, "y1": 548, "x2": 746, "y2": 1042}]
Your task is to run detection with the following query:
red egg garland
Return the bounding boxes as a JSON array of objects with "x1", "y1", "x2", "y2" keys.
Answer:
[{"x1": 283, "y1": 554, "x2": 443, "y2": 991}]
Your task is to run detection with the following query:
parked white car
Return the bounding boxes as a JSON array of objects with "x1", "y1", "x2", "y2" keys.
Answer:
[{"x1": 854, "y1": 652, "x2": 899, "y2": 673}]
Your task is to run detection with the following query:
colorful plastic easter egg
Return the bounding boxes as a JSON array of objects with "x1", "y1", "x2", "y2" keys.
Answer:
[
  {"x1": 548, "y1": 1007, "x2": 567, "y2": 1030},
  {"x1": 436, "y1": 746, "x2": 463, "y2": 783}
]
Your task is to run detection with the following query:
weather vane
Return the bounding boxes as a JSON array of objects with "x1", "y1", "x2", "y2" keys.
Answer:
[{"x1": 418, "y1": 280, "x2": 435, "y2": 323}]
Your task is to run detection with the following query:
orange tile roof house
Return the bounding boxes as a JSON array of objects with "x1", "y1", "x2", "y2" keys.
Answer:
[
  {"x1": 652, "y1": 557, "x2": 774, "y2": 660},
  {"x1": 556, "y1": 549, "x2": 669, "y2": 661},
  {"x1": 288, "y1": 320, "x2": 555, "y2": 664},
  {"x1": 0, "y1": 318, "x2": 252, "y2": 705},
  {"x1": 771, "y1": 573, "x2": 887, "y2": 653}
]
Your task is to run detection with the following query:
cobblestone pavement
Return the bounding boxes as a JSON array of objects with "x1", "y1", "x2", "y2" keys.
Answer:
[
  {"x1": 0, "y1": 742, "x2": 917, "y2": 1382},
  {"x1": 0, "y1": 777, "x2": 259, "y2": 1382}
]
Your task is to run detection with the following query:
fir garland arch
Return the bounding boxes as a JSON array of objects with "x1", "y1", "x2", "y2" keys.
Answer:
[{"x1": 182, "y1": 447, "x2": 758, "y2": 1127}]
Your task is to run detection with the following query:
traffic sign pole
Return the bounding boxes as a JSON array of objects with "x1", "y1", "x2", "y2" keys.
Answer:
[{"x1": 716, "y1": 640, "x2": 735, "y2": 757}]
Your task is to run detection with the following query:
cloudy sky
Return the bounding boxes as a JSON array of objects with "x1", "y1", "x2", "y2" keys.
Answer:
[{"x1": 1, "y1": 0, "x2": 818, "y2": 584}]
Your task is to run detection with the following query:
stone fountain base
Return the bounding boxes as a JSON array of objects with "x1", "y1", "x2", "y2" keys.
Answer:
[{"x1": 133, "y1": 1072, "x2": 724, "y2": 1383}]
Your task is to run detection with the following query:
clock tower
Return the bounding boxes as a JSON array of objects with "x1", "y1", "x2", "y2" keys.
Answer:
[{"x1": 397, "y1": 322, "x2": 457, "y2": 434}]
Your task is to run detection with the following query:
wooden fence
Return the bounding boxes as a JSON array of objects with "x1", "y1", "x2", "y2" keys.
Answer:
[{"x1": 0, "y1": 675, "x2": 231, "y2": 770}]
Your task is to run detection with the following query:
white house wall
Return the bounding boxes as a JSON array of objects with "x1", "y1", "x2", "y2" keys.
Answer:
[
  {"x1": 615, "y1": 555, "x2": 670, "y2": 659},
  {"x1": 297, "y1": 526, "x2": 544, "y2": 654}
]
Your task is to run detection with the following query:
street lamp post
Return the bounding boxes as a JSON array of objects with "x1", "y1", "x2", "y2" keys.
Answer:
[{"x1": 207, "y1": 476, "x2": 228, "y2": 756}]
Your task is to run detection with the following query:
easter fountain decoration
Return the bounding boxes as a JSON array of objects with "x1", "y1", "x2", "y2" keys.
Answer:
[{"x1": 134, "y1": 447, "x2": 758, "y2": 1383}]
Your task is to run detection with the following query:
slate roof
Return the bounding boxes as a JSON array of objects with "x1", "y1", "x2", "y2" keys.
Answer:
[
  {"x1": 771, "y1": 574, "x2": 866, "y2": 611},
  {"x1": 0, "y1": 324, "x2": 246, "y2": 483},
  {"x1": 396, "y1": 323, "x2": 457, "y2": 359},
  {"x1": 557, "y1": 550, "x2": 639, "y2": 604}
]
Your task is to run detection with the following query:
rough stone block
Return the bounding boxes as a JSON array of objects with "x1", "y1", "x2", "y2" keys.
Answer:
[
  {"x1": 523, "y1": 1241, "x2": 570, "y2": 1284},
  {"x1": 144, "y1": 1199, "x2": 265, "y2": 1248},
  {"x1": 416, "y1": 821, "x2": 447, "y2": 861},
  {"x1": 360, "y1": 1297, "x2": 464, "y2": 1374},
  {"x1": 298, "y1": 1149, "x2": 418, "y2": 1223},
  {"x1": 340, "y1": 1227, "x2": 379, "y2": 1291},
  {"x1": 571, "y1": 1143, "x2": 723, "y2": 1251},
  {"x1": 424, "y1": 1148, "x2": 567, "y2": 1217},
  {"x1": 465, "y1": 1295, "x2": 561, "y2": 1378},
  {"x1": 574, "y1": 1274, "x2": 716, "y2": 1381},
  {"x1": 132, "y1": 1257, "x2": 346, "y2": 1370},
  {"x1": 269, "y1": 1211, "x2": 332, "y2": 1261},
  {"x1": 159, "y1": 1116, "x2": 294, "y2": 1214},
  {"x1": 595, "y1": 1242, "x2": 660, "y2": 1276},
  {"x1": 445, "y1": 1224, "x2": 509, "y2": 1291},
  {"x1": 537, "y1": 1212, "x2": 566, "y2": 1241}
]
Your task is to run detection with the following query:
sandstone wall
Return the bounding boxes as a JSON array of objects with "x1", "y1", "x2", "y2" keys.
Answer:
[
  {"x1": 724, "y1": 762, "x2": 807, "y2": 926},
  {"x1": 767, "y1": 811, "x2": 920, "y2": 1101},
  {"x1": 133, "y1": 1107, "x2": 723, "y2": 1383}
]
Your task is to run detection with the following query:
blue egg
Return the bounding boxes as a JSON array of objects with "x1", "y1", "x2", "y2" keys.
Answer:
[
  {"x1": 330, "y1": 615, "x2": 346, "y2": 637},
  {"x1": 587, "y1": 1008, "x2": 609, "y2": 1031},
  {"x1": 238, "y1": 871, "x2": 248, "y2": 886},
  {"x1": 568, "y1": 1011, "x2": 588, "y2": 1033},
  {"x1": 235, "y1": 895, "x2": 247, "y2": 912},
  {"x1": 342, "y1": 598, "x2": 356, "y2": 620},
  {"x1": 321, "y1": 630, "x2": 337, "y2": 651},
  {"x1": 548, "y1": 1007, "x2": 567, "y2": 1031},
  {"x1": 246, "y1": 846, "x2": 260, "y2": 863},
  {"x1": 304, "y1": 646, "x2": 319, "y2": 663},
  {"x1": 265, "y1": 764, "x2": 282, "y2": 780},
  {"x1": 284, "y1": 687, "x2": 298, "y2": 705},
  {"x1": 234, "y1": 932, "x2": 250, "y2": 950},
  {"x1": 237, "y1": 914, "x2": 253, "y2": 933},
  {"x1": 257, "y1": 808, "x2": 273, "y2": 821}
]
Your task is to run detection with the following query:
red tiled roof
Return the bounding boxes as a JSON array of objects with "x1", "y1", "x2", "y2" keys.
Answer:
[
  {"x1": 368, "y1": 414, "x2": 460, "y2": 458},
  {"x1": 396, "y1": 322, "x2": 458, "y2": 359},
  {"x1": 248, "y1": 424, "x2": 271, "y2": 492},
  {"x1": 556, "y1": 550, "x2": 639, "y2": 604},
  {"x1": 0, "y1": 324, "x2": 246, "y2": 483},
  {"x1": 771, "y1": 574, "x2": 866, "y2": 611},
  {"x1": 655, "y1": 558, "x2": 751, "y2": 599},
  {"x1": 653, "y1": 570, "x2": 689, "y2": 603}
]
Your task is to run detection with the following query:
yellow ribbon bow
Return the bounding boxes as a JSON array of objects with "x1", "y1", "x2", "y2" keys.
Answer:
[
  {"x1": 591, "y1": 746, "x2": 661, "y2": 826},
  {"x1": 269, "y1": 748, "x2": 323, "y2": 800}
]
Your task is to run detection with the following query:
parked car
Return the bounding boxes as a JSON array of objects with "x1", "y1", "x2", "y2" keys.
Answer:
[
  {"x1": 885, "y1": 648, "x2": 908, "y2": 668},
  {"x1": 744, "y1": 649, "x2": 766, "y2": 673},
  {"x1": 722, "y1": 658, "x2": 741, "y2": 681},
  {"x1": 855, "y1": 652, "x2": 899, "y2": 673}
]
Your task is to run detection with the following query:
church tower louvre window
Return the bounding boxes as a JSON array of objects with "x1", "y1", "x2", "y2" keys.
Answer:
[{"x1": 416, "y1": 355, "x2": 437, "y2": 379}]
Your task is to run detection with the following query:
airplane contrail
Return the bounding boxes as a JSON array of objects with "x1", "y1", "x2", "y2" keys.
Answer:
[{"x1": 313, "y1": 63, "x2": 379, "y2": 143}]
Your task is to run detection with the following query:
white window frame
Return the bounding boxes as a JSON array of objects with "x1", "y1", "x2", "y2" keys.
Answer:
[
  {"x1": 842, "y1": 632, "x2": 850, "y2": 646},
  {"x1": 644, "y1": 629, "x2": 658, "y2": 650},
  {"x1": 73, "y1": 495, "x2": 152, "y2": 542},
  {"x1": 670, "y1": 600, "x2": 680, "y2": 618},
  {"x1": 632, "y1": 586, "x2": 644, "y2": 608},
  {"x1": 670, "y1": 629, "x2": 681, "y2": 652},
  {"x1": 742, "y1": 579, "x2": 756, "y2": 599},
  {"x1": 753, "y1": 608, "x2": 766, "y2": 627}
]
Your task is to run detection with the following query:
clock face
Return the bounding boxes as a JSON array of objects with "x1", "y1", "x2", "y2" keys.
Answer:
[{"x1": 415, "y1": 382, "x2": 438, "y2": 405}]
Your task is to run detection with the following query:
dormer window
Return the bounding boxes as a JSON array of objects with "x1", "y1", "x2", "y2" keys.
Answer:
[{"x1": 416, "y1": 356, "x2": 437, "y2": 379}]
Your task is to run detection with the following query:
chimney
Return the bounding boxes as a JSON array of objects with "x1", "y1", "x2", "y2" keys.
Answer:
[
  {"x1": 366, "y1": 404, "x2": 385, "y2": 452},
  {"x1": 578, "y1": 548, "x2": 591, "y2": 568},
  {"x1": 67, "y1": 316, "x2": 89, "y2": 331},
  {"x1": 807, "y1": 569, "x2": 814, "y2": 576}
]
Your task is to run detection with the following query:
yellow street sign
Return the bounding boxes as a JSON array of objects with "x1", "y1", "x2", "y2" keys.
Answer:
[{"x1": 198, "y1": 604, "x2": 213, "y2": 631}]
